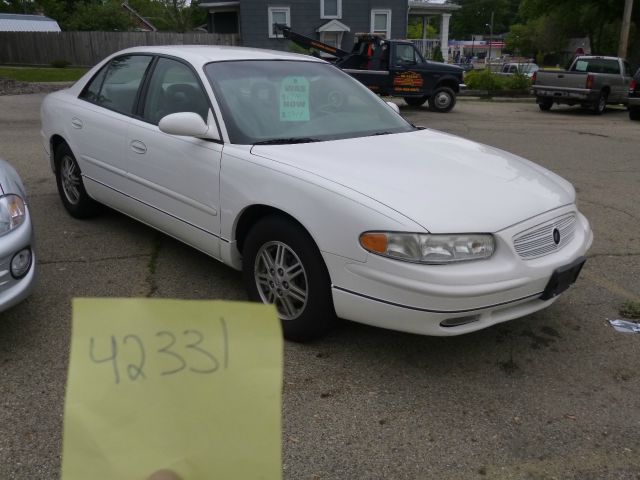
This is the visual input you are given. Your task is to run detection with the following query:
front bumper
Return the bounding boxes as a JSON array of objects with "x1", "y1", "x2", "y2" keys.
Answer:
[
  {"x1": 0, "y1": 207, "x2": 36, "y2": 314},
  {"x1": 326, "y1": 205, "x2": 592, "y2": 336},
  {"x1": 628, "y1": 97, "x2": 640, "y2": 108}
]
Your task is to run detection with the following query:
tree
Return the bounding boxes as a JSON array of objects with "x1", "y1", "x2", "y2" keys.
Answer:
[
  {"x1": 450, "y1": 0, "x2": 512, "y2": 39},
  {"x1": 64, "y1": 1, "x2": 131, "y2": 31}
]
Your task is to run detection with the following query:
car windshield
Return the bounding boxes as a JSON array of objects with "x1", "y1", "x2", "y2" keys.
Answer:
[{"x1": 204, "y1": 60, "x2": 415, "y2": 144}]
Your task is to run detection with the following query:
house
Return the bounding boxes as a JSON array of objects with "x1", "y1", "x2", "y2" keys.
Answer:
[
  {"x1": 199, "y1": 0, "x2": 408, "y2": 52},
  {"x1": 0, "y1": 13, "x2": 61, "y2": 32}
]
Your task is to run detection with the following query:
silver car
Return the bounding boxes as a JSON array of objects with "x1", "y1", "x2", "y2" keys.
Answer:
[{"x1": 0, "y1": 159, "x2": 35, "y2": 312}]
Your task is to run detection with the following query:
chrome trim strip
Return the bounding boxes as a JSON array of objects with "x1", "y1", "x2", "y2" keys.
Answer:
[
  {"x1": 332, "y1": 286, "x2": 544, "y2": 314},
  {"x1": 83, "y1": 175, "x2": 227, "y2": 241},
  {"x1": 343, "y1": 69, "x2": 390, "y2": 76}
]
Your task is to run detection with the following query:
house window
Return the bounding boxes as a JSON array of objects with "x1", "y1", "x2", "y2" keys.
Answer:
[
  {"x1": 268, "y1": 7, "x2": 290, "y2": 38},
  {"x1": 320, "y1": 31, "x2": 341, "y2": 48},
  {"x1": 321, "y1": 0, "x2": 341, "y2": 19},
  {"x1": 370, "y1": 9, "x2": 391, "y2": 38}
]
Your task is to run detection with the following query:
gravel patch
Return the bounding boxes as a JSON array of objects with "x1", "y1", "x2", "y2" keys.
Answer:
[{"x1": 0, "y1": 77, "x2": 71, "y2": 96}]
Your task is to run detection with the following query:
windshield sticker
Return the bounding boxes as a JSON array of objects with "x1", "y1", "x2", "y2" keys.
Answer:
[
  {"x1": 280, "y1": 76, "x2": 310, "y2": 122},
  {"x1": 575, "y1": 60, "x2": 588, "y2": 72}
]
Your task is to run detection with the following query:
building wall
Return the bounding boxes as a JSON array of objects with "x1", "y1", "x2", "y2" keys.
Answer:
[{"x1": 239, "y1": 0, "x2": 407, "y2": 52}]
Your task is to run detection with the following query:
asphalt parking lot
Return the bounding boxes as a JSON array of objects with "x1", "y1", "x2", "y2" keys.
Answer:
[{"x1": 0, "y1": 93, "x2": 639, "y2": 480}]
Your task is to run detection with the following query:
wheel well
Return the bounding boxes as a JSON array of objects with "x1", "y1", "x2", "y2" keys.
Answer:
[
  {"x1": 234, "y1": 205, "x2": 311, "y2": 254},
  {"x1": 50, "y1": 135, "x2": 68, "y2": 162},
  {"x1": 436, "y1": 79, "x2": 459, "y2": 93}
]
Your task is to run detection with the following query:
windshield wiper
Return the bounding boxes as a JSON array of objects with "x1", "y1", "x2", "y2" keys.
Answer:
[
  {"x1": 369, "y1": 131, "x2": 393, "y2": 137},
  {"x1": 253, "y1": 137, "x2": 321, "y2": 145}
]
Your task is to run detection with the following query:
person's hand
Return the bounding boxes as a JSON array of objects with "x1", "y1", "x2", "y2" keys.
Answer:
[{"x1": 147, "y1": 470, "x2": 182, "y2": 480}]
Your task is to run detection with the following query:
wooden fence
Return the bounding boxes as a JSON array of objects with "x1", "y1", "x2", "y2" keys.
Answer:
[{"x1": 0, "y1": 31, "x2": 241, "y2": 67}]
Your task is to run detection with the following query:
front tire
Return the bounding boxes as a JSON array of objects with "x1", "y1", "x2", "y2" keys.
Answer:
[
  {"x1": 54, "y1": 143, "x2": 100, "y2": 218},
  {"x1": 428, "y1": 87, "x2": 456, "y2": 113},
  {"x1": 243, "y1": 216, "x2": 336, "y2": 341},
  {"x1": 404, "y1": 96, "x2": 428, "y2": 107}
]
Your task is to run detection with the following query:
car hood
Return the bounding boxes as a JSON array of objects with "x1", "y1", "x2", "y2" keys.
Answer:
[{"x1": 250, "y1": 129, "x2": 575, "y2": 233}]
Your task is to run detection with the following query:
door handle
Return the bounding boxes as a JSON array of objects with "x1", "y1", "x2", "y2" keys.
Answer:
[
  {"x1": 130, "y1": 140, "x2": 147, "y2": 154},
  {"x1": 71, "y1": 117, "x2": 83, "y2": 129}
]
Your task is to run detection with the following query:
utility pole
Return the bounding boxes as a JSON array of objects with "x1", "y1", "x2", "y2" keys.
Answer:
[
  {"x1": 486, "y1": 11, "x2": 494, "y2": 68},
  {"x1": 618, "y1": 0, "x2": 634, "y2": 59}
]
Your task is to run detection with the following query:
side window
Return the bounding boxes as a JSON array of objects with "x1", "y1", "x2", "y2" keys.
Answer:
[
  {"x1": 395, "y1": 44, "x2": 417, "y2": 64},
  {"x1": 142, "y1": 58, "x2": 210, "y2": 125},
  {"x1": 98, "y1": 55, "x2": 152, "y2": 115},
  {"x1": 80, "y1": 66, "x2": 108, "y2": 103}
]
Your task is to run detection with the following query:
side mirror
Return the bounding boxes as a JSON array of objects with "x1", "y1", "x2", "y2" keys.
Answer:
[
  {"x1": 386, "y1": 101, "x2": 400, "y2": 114},
  {"x1": 158, "y1": 112, "x2": 220, "y2": 141}
]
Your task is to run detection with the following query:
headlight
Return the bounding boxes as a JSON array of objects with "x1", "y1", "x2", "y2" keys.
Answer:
[
  {"x1": 359, "y1": 232, "x2": 495, "y2": 264},
  {"x1": 0, "y1": 194, "x2": 27, "y2": 237}
]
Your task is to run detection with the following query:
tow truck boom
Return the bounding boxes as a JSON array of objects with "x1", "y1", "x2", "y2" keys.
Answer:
[{"x1": 274, "y1": 24, "x2": 349, "y2": 59}]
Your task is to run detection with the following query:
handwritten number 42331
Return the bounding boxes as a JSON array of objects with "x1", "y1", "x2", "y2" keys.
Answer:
[{"x1": 89, "y1": 318, "x2": 229, "y2": 384}]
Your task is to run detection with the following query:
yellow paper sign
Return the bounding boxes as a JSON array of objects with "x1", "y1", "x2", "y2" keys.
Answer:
[{"x1": 61, "y1": 298, "x2": 283, "y2": 480}]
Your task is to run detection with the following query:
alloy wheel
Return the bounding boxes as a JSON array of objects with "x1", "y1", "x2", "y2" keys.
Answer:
[{"x1": 254, "y1": 241, "x2": 308, "y2": 320}]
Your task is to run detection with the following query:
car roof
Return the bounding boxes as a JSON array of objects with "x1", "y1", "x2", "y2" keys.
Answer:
[
  {"x1": 115, "y1": 45, "x2": 325, "y2": 67},
  {"x1": 575, "y1": 55, "x2": 621, "y2": 61}
]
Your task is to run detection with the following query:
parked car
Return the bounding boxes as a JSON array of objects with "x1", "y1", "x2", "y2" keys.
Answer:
[
  {"x1": 532, "y1": 56, "x2": 634, "y2": 114},
  {"x1": 629, "y1": 68, "x2": 640, "y2": 121},
  {"x1": 498, "y1": 62, "x2": 539, "y2": 78},
  {"x1": 41, "y1": 46, "x2": 592, "y2": 341},
  {"x1": 0, "y1": 158, "x2": 35, "y2": 313}
]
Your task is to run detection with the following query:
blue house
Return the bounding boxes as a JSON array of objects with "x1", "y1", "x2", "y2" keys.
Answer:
[{"x1": 199, "y1": 0, "x2": 409, "y2": 52}]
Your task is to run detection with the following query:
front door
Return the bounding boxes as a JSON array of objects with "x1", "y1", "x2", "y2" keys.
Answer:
[{"x1": 125, "y1": 57, "x2": 223, "y2": 258}]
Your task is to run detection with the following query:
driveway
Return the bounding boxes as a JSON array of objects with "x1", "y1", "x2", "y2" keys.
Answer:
[{"x1": 0, "y1": 94, "x2": 639, "y2": 479}]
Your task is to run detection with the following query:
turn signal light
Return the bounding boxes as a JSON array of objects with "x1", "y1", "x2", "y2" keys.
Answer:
[
  {"x1": 359, "y1": 233, "x2": 388, "y2": 253},
  {"x1": 630, "y1": 79, "x2": 638, "y2": 94},
  {"x1": 531, "y1": 71, "x2": 537, "y2": 85}
]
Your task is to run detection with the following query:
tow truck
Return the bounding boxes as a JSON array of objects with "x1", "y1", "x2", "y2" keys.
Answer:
[{"x1": 274, "y1": 25, "x2": 465, "y2": 112}]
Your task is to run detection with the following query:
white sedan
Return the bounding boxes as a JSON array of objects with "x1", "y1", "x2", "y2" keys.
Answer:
[{"x1": 41, "y1": 46, "x2": 592, "y2": 341}]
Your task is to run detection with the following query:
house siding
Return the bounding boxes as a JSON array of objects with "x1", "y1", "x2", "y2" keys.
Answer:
[{"x1": 239, "y1": 0, "x2": 407, "y2": 52}]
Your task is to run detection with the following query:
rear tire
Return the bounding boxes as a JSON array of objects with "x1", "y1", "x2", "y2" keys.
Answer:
[
  {"x1": 629, "y1": 107, "x2": 640, "y2": 121},
  {"x1": 404, "y1": 96, "x2": 428, "y2": 107},
  {"x1": 54, "y1": 143, "x2": 100, "y2": 218},
  {"x1": 242, "y1": 216, "x2": 336, "y2": 342},
  {"x1": 428, "y1": 87, "x2": 456, "y2": 113},
  {"x1": 538, "y1": 97, "x2": 553, "y2": 111},
  {"x1": 593, "y1": 92, "x2": 607, "y2": 115}
]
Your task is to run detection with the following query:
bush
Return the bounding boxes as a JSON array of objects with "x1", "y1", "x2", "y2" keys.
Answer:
[
  {"x1": 50, "y1": 59, "x2": 71, "y2": 69},
  {"x1": 505, "y1": 72, "x2": 531, "y2": 90},
  {"x1": 431, "y1": 46, "x2": 444, "y2": 63},
  {"x1": 464, "y1": 69, "x2": 505, "y2": 91}
]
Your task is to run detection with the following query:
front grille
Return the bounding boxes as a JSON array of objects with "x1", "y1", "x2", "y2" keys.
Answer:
[{"x1": 513, "y1": 214, "x2": 576, "y2": 260}]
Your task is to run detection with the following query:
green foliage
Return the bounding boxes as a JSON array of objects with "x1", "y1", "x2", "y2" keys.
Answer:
[
  {"x1": 450, "y1": 0, "x2": 513, "y2": 39},
  {"x1": 464, "y1": 69, "x2": 505, "y2": 90},
  {"x1": 287, "y1": 42, "x2": 312, "y2": 56},
  {"x1": 0, "y1": 66, "x2": 88, "y2": 82},
  {"x1": 505, "y1": 72, "x2": 531, "y2": 89},
  {"x1": 620, "y1": 300, "x2": 640, "y2": 320},
  {"x1": 64, "y1": 1, "x2": 132, "y2": 31},
  {"x1": 431, "y1": 46, "x2": 444, "y2": 62},
  {"x1": 407, "y1": 17, "x2": 438, "y2": 40}
]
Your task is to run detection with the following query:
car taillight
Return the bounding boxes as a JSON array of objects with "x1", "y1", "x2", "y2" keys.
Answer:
[
  {"x1": 630, "y1": 79, "x2": 638, "y2": 94},
  {"x1": 531, "y1": 71, "x2": 537, "y2": 85},
  {"x1": 586, "y1": 74, "x2": 594, "y2": 90}
]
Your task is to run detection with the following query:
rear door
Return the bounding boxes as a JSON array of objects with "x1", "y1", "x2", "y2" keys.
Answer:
[{"x1": 73, "y1": 55, "x2": 153, "y2": 195}]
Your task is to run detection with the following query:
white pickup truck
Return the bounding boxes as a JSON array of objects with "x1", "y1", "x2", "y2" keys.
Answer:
[{"x1": 531, "y1": 56, "x2": 634, "y2": 114}]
